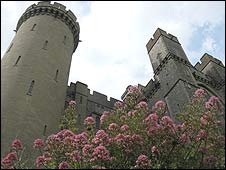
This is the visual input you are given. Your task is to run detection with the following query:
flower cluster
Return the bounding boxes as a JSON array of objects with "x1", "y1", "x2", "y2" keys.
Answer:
[
  {"x1": 84, "y1": 116, "x2": 95, "y2": 126},
  {"x1": 194, "y1": 89, "x2": 206, "y2": 97},
  {"x1": 33, "y1": 138, "x2": 45, "y2": 149},
  {"x1": 11, "y1": 139, "x2": 22, "y2": 150},
  {"x1": 134, "y1": 154, "x2": 152, "y2": 169}
]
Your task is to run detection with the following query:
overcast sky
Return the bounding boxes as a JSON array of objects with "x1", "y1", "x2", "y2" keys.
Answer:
[{"x1": 1, "y1": 1, "x2": 225, "y2": 100}]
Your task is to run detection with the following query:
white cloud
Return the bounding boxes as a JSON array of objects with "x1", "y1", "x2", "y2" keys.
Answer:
[
  {"x1": 202, "y1": 36, "x2": 217, "y2": 52},
  {"x1": 1, "y1": 1, "x2": 225, "y2": 100}
]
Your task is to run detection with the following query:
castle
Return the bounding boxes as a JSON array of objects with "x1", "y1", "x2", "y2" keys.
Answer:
[{"x1": 1, "y1": 1, "x2": 225, "y2": 161}]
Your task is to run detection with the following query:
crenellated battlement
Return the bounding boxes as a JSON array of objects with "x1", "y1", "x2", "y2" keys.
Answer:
[
  {"x1": 66, "y1": 81, "x2": 119, "y2": 107},
  {"x1": 16, "y1": 1, "x2": 80, "y2": 52},
  {"x1": 146, "y1": 28, "x2": 180, "y2": 53},
  {"x1": 195, "y1": 53, "x2": 224, "y2": 71}
]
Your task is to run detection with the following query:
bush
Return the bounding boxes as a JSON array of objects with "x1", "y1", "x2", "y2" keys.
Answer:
[{"x1": 1, "y1": 87, "x2": 225, "y2": 169}]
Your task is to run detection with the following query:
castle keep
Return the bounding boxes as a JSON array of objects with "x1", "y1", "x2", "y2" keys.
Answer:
[{"x1": 1, "y1": 1, "x2": 225, "y2": 160}]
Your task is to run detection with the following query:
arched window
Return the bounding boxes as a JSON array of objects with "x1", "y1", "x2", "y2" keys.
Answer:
[
  {"x1": 27, "y1": 80, "x2": 35, "y2": 96},
  {"x1": 43, "y1": 40, "x2": 48, "y2": 50},
  {"x1": 14, "y1": 56, "x2": 21, "y2": 66},
  {"x1": 54, "y1": 69, "x2": 59, "y2": 82},
  {"x1": 31, "y1": 24, "x2": 37, "y2": 31}
]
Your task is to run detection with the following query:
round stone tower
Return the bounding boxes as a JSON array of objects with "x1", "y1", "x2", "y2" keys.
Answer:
[{"x1": 1, "y1": 1, "x2": 80, "y2": 161}]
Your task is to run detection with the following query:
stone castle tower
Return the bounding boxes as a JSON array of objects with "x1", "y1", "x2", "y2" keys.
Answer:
[
  {"x1": 123, "y1": 28, "x2": 225, "y2": 121},
  {"x1": 1, "y1": 1, "x2": 80, "y2": 158}
]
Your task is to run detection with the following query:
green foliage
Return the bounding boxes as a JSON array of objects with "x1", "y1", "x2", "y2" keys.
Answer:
[{"x1": 59, "y1": 101, "x2": 78, "y2": 133}]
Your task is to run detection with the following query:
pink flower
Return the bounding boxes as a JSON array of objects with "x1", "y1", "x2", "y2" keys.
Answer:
[
  {"x1": 208, "y1": 96, "x2": 220, "y2": 104},
  {"x1": 11, "y1": 139, "x2": 22, "y2": 150},
  {"x1": 70, "y1": 150, "x2": 81, "y2": 162},
  {"x1": 179, "y1": 133, "x2": 189, "y2": 144},
  {"x1": 203, "y1": 111, "x2": 213, "y2": 121},
  {"x1": 114, "y1": 101, "x2": 124, "y2": 108},
  {"x1": 137, "y1": 101, "x2": 148, "y2": 109},
  {"x1": 205, "y1": 96, "x2": 220, "y2": 109},
  {"x1": 128, "y1": 111, "x2": 134, "y2": 117},
  {"x1": 200, "y1": 117, "x2": 207, "y2": 125},
  {"x1": 128, "y1": 110, "x2": 137, "y2": 117},
  {"x1": 100, "y1": 111, "x2": 110, "y2": 124},
  {"x1": 132, "y1": 134, "x2": 143, "y2": 141},
  {"x1": 176, "y1": 123, "x2": 186, "y2": 131},
  {"x1": 128, "y1": 85, "x2": 140, "y2": 94},
  {"x1": 92, "y1": 130, "x2": 109, "y2": 145},
  {"x1": 82, "y1": 144, "x2": 93, "y2": 157},
  {"x1": 147, "y1": 123, "x2": 161, "y2": 136},
  {"x1": 108, "y1": 123, "x2": 119, "y2": 131},
  {"x1": 120, "y1": 125, "x2": 129, "y2": 131},
  {"x1": 205, "y1": 101, "x2": 212, "y2": 109},
  {"x1": 154, "y1": 100, "x2": 166, "y2": 109},
  {"x1": 92, "y1": 145, "x2": 110, "y2": 161},
  {"x1": 151, "y1": 146, "x2": 160, "y2": 157},
  {"x1": 135, "y1": 154, "x2": 152, "y2": 168},
  {"x1": 1, "y1": 157, "x2": 12, "y2": 167},
  {"x1": 6, "y1": 152, "x2": 18, "y2": 161},
  {"x1": 69, "y1": 100, "x2": 76, "y2": 106},
  {"x1": 84, "y1": 116, "x2": 95, "y2": 126},
  {"x1": 161, "y1": 116, "x2": 173, "y2": 127},
  {"x1": 194, "y1": 89, "x2": 206, "y2": 97},
  {"x1": 36, "y1": 156, "x2": 45, "y2": 168},
  {"x1": 59, "y1": 161, "x2": 70, "y2": 169},
  {"x1": 145, "y1": 113, "x2": 158, "y2": 122},
  {"x1": 72, "y1": 132, "x2": 88, "y2": 148},
  {"x1": 196, "y1": 130, "x2": 207, "y2": 141},
  {"x1": 151, "y1": 146, "x2": 157, "y2": 153},
  {"x1": 33, "y1": 138, "x2": 45, "y2": 149}
]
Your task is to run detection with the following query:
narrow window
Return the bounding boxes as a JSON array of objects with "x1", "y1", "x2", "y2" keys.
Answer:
[
  {"x1": 31, "y1": 24, "x2": 37, "y2": 31},
  {"x1": 42, "y1": 40, "x2": 48, "y2": 50},
  {"x1": 43, "y1": 125, "x2": 47, "y2": 136},
  {"x1": 63, "y1": 35, "x2": 67, "y2": 44},
  {"x1": 54, "y1": 69, "x2": 59, "y2": 81},
  {"x1": 177, "y1": 104, "x2": 181, "y2": 112},
  {"x1": 7, "y1": 43, "x2": 13, "y2": 53},
  {"x1": 14, "y1": 56, "x2": 21, "y2": 66},
  {"x1": 79, "y1": 96, "x2": 83, "y2": 104},
  {"x1": 96, "y1": 116, "x2": 100, "y2": 129},
  {"x1": 27, "y1": 80, "x2": 35, "y2": 96}
]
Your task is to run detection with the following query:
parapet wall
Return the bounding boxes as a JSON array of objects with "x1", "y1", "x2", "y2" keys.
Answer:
[
  {"x1": 16, "y1": 1, "x2": 80, "y2": 52},
  {"x1": 146, "y1": 28, "x2": 180, "y2": 53},
  {"x1": 66, "y1": 81, "x2": 119, "y2": 108}
]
